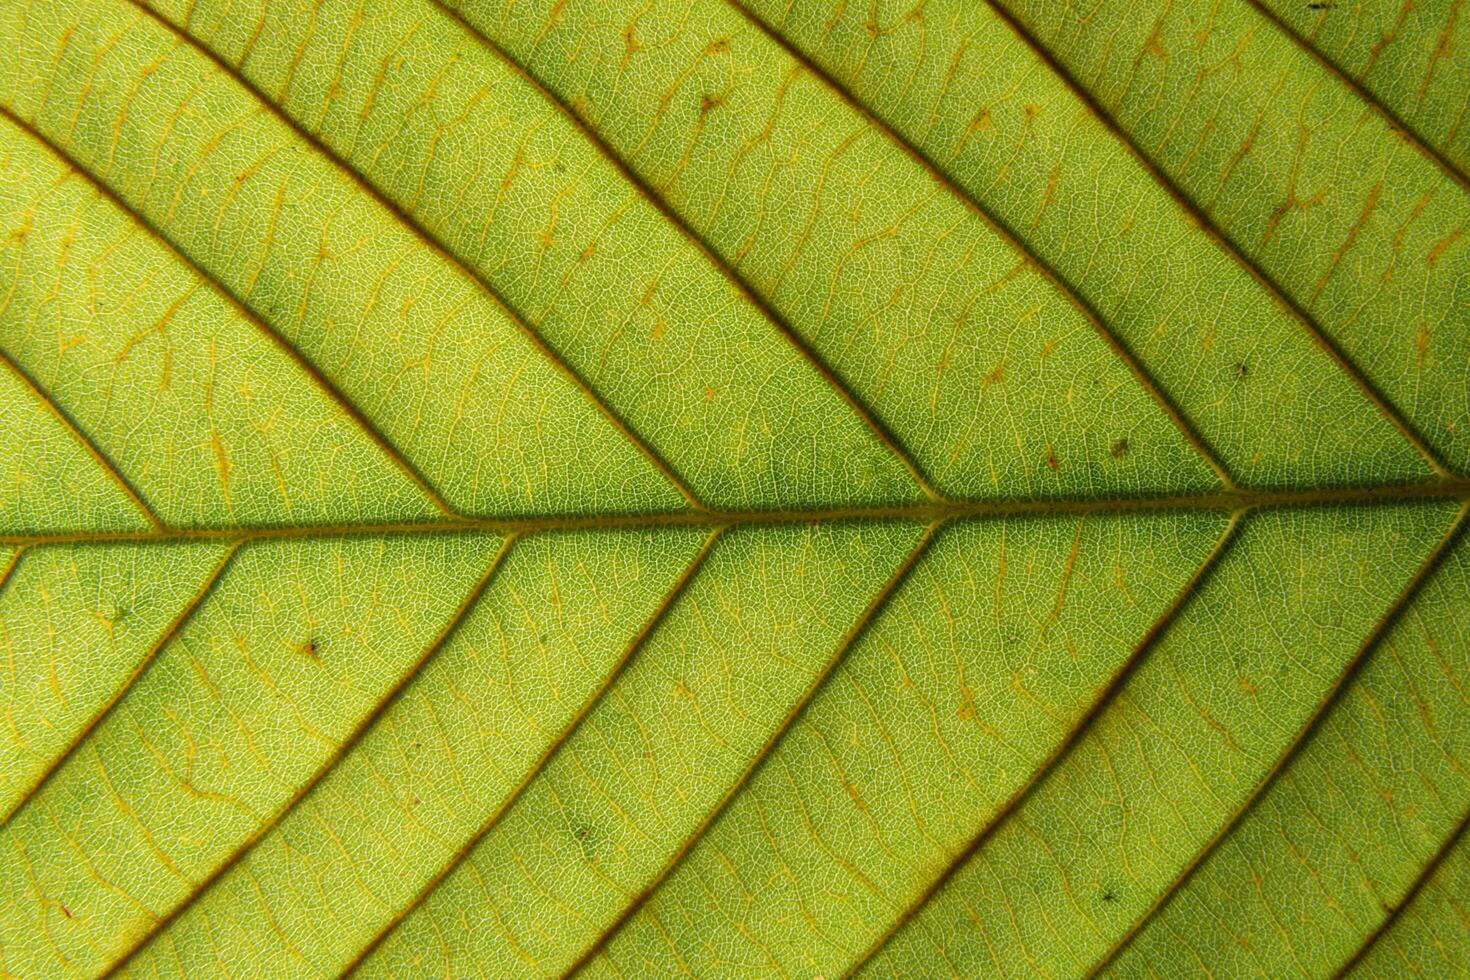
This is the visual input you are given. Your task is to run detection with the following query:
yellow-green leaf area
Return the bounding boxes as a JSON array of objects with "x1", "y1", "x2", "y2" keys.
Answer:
[
  {"x1": 737, "y1": 0, "x2": 1442, "y2": 490},
  {"x1": 0, "y1": 542, "x2": 226, "y2": 820},
  {"x1": 0, "y1": 125, "x2": 441, "y2": 529},
  {"x1": 993, "y1": 0, "x2": 1470, "y2": 475},
  {"x1": 0, "y1": 534, "x2": 498, "y2": 978},
  {"x1": 0, "y1": 361, "x2": 151, "y2": 534},
  {"x1": 0, "y1": 0, "x2": 1467, "y2": 976}
]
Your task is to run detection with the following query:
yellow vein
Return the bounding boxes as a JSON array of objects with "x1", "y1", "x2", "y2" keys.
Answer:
[
  {"x1": 1333, "y1": 799, "x2": 1470, "y2": 977},
  {"x1": 723, "y1": 0, "x2": 1237, "y2": 492},
  {"x1": 564, "y1": 521, "x2": 941, "y2": 977},
  {"x1": 0, "y1": 541, "x2": 240, "y2": 833},
  {"x1": 425, "y1": 0, "x2": 943, "y2": 504},
  {"x1": 844, "y1": 511, "x2": 1244, "y2": 977},
  {"x1": 1088, "y1": 500, "x2": 1470, "y2": 976},
  {"x1": 1243, "y1": 0, "x2": 1470, "y2": 195},
  {"x1": 979, "y1": 0, "x2": 1454, "y2": 480},
  {"x1": 2, "y1": 480, "x2": 1467, "y2": 550},
  {"x1": 0, "y1": 105, "x2": 460, "y2": 522},
  {"x1": 120, "y1": 0, "x2": 706, "y2": 514},
  {"x1": 0, "y1": 346, "x2": 163, "y2": 531},
  {"x1": 102, "y1": 533, "x2": 517, "y2": 978},
  {"x1": 340, "y1": 526, "x2": 724, "y2": 976}
]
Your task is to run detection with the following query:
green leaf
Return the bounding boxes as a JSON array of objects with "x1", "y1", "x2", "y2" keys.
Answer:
[{"x1": 0, "y1": 0, "x2": 1466, "y2": 976}]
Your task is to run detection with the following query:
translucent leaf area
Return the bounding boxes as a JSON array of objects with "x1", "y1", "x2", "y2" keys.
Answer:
[{"x1": 0, "y1": 0, "x2": 1467, "y2": 976}]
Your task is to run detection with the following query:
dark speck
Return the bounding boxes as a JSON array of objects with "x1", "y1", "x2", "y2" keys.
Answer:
[{"x1": 1110, "y1": 438, "x2": 1130, "y2": 459}]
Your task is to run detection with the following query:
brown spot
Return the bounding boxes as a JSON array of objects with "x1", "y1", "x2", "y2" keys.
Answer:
[
  {"x1": 1200, "y1": 327, "x2": 1215, "y2": 353},
  {"x1": 982, "y1": 360, "x2": 1006, "y2": 389},
  {"x1": 969, "y1": 108, "x2": 992, "y2": 133},
  {"x1": 579, "y1": 242, "x2": 597, "y2": 262},
  {"x1": 1045, "y1": 446, "x2": 1059, "y2": 471},
  {"x1": 704, "y1": 385, "x2": 715, "y2": 402},
  {"x1": 1416, "y1": 324, "x2": 1431, "y2": 369},
  {"x1": 1237, "y1": 675, "x2": 1257, "y2": 695},
  {"x1": 706, "y1": 37, "x2": 730, "y2": 55},
  {"x1": 1040, "y1": 339, "x2": 1058, "y2": 358},
  {"x1": 1110, "y1": 438, "x2": 1130, "y2": 459}
]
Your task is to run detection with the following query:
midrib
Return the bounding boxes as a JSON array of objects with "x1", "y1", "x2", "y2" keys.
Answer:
[{"x1": 7, "y1": 478, "x2": 1469, "y2": 548}]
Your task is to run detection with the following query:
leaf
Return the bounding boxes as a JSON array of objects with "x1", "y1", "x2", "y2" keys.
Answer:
[{"x1": 0, "y1": 0, "x2": 1466, "y2": 976}]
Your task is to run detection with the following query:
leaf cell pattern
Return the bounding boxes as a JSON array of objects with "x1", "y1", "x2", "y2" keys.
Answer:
[{"x1": 0, "y1": 0, "x2": 1467, "y2": 977}]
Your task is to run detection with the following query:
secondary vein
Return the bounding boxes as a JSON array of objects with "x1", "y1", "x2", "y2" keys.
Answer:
[
  {"x1": 1087, "y1": 500, "x2": 1470, "y2": 975},
  {"x1": 980, "y1": 0, "x2": 1454, "y2": 480},
  {"x1": 119, "y1": 0, "x2": 707, "y2": 514},
  {"x1": 723, "y1": 0, "x2": 1239, "y2": 492}
]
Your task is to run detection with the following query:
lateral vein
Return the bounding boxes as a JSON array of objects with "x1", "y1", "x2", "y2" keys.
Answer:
[
  {"x1": 0, "y1": 346, "x2": 164, "y2": 531},
  {"x1": 842, "y1": 511, "x2": 1245, "y2": 977},
  {"x1": 1088, "y1": 500, "x2": 1470, "y2": 975},
  {"x1": 564, "y1": 522, "x2": 941, "y2": 977},
  {"x1": 978, "y1": 0, "x2": 1454, "y2": 480},
  {"x1": 0, "y1": 541, "x2": 241, "y2": 833},
  {"x1": 0, "y1": 104, "x2": 462, "y2": 522},
  {"x1": 339, "y1": 526, "x2": 725, "y2": 977},
  {"x1": 119, "y1": 0, "x2": 707, "y2": 514},
  {"x1": 424, "y1": 0, "x2": 945, "y2": 504},
  {"x1": 722, "y1": 0, "x2": 1238, "y2": 492},
  {"x1": 102, "y1": 533, "x2": 520, "y2": 978}
]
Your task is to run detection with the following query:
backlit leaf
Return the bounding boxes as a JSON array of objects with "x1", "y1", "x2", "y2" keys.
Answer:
[{"x1": 0, "y1": 0, "x2": 1466, "y2": 976}]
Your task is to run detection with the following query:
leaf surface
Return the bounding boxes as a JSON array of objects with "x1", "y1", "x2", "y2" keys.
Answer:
[{"x1": 0, "y1": 0, "x2": 1467, "y2": 977}]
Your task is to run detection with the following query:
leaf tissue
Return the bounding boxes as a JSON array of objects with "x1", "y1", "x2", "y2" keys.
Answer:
[{"x1": 0, "y1": 0, "x2": 1467, "y2": 976}]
